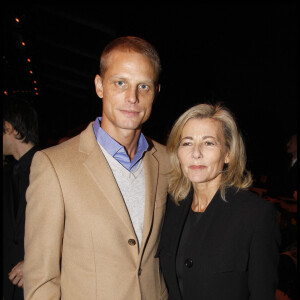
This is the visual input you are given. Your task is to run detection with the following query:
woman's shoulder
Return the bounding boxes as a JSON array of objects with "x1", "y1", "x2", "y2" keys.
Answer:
[
  {"x1": 226, "y1": 186, "x2": 275, "y2": 211},
  {"x1": 225, "y1": 187, "x2": 278, "y2": 226}
]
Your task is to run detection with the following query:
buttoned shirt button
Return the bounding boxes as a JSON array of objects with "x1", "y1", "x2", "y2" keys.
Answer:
[
  {"x1": 185, "y1": 258, "x2": 193, "y2": 268},
  {"x1": 128, "y1": 239, "x2": 136, "y2": 246}
]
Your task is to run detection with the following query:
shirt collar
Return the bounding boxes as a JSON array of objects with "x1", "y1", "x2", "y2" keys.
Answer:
[{"x1": 92, "y1": 117, "x2": 149, "y2": 171}]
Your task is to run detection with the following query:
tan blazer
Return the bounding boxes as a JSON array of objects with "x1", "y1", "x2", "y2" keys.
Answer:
[{"x1": 23, "y1": 123, "x2": 170, "y2": 300}]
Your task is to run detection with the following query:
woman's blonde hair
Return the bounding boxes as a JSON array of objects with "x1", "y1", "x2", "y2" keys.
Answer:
[{"x1": 167, "y1": 103, "x2": 252, "y2": 204}]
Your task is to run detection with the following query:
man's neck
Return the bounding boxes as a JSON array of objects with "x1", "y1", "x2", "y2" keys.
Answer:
[
  {"x1": 101, "y1": 126, "x2": 141, "y2": 162},
  {"x1": 13, "y1": 142, "x2": 35, "y2": 160},
  {"x1": 120, "y1": 132, "x2": 141, "y2": 161}
]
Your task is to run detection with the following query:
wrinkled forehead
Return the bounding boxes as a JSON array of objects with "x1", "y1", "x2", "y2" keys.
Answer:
[{"x1": 181, "y1": 117, "x2": 225, "y2": 140}]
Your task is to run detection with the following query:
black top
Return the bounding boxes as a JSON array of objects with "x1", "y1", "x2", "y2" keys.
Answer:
[
  {"x1": 11, "y1": 146, "x2": 38, "y2": 216},
  {"x1": 3, "y1": 146, "x2": 39, "y2": 300},
  {"x1": 176, "y1": 208, "x2": 203, "y2": 297}
]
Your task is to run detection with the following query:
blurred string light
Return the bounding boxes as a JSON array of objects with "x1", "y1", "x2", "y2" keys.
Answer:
[{"x1": 3, "y1": 14, "x2": 39, "y2": 97}]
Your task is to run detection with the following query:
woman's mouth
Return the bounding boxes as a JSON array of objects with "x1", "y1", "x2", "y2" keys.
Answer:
[{"x1": 189, "y1": 165, "x2": 206, "y2": 170}]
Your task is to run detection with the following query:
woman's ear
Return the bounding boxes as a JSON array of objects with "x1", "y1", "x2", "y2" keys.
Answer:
[{"x1": 224, "y1": 152, "x2": 230, "y2": 164}]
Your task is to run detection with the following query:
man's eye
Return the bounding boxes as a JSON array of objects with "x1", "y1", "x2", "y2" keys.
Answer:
[
  {"x1": 139, "y1": 84, "x2": 149, "y2": 91},
  {"x1": 116, "y1": 81, "x2": 125, "y2": 87}
]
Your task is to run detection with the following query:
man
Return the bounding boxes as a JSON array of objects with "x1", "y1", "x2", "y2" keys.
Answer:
[
  {"x1": 267, "y1": 133, "x2": 297, "y2": 200},
  {"x1": 3, "y1": 97, "x2": 39, "y2": 300},
  {"x1": 23, "y1": 36, "x2": 170, "y2": 299}
]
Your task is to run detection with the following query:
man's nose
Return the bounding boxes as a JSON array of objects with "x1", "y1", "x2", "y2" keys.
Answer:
[{"x1": 126, "y1": 86, "x2": 138, "y2": 103}]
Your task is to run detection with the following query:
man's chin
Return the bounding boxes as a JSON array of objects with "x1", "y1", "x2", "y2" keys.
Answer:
[{"x1": 117, "y1": 118, "x2": 145, "y2": 131}]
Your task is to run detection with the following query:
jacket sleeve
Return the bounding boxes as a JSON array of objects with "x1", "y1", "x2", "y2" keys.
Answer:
[
  {"x1": 248, "y1": 200, "x2": 281, "y2": 300},
  {"x1": 23, "y1": 151, "x2": 64, "y2": 300}
]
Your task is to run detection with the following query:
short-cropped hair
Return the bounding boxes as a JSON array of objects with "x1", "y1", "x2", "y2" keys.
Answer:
[
  {"x1": 100, "y1": 36, "x2": 161, "y2": 84},
  {"x1": 3, "y1": 97, "x2": 39, "y2": 145},
  {"x1": 167, "y1": 103, "x2": 252, "y2": 204}
]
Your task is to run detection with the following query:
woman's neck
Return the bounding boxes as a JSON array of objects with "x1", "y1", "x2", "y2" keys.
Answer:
[{"x1": 191, "y1": 180, "x2": 220, "y2": 212}]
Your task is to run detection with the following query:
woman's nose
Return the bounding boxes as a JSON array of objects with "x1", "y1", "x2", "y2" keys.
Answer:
[{"x1": 192, "y1": 145, "x2": 202, "y2": 159}]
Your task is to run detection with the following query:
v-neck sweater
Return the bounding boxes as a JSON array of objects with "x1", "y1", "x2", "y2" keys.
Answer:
[{"x1": 100, "y1": 145, "x2": 145, "y2": 249}]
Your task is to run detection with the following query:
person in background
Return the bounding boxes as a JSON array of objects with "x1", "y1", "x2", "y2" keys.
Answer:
[
  {"x1": 276, "y1": 243, "x2": 297, "y2": 300},
  {"x1": 285, "y1": 133, "x2": 297, "y2": 200},
  {"x1": 23, "y1": 36, "x2": 170, "y2": 300},
  {"x1": 267, "y1": 133, "x2": 297, "y2": 200},
  {"x1": 157, "y1": 103, "x2": 280, "y2": 300},
  {"x1": 3, "y1": 97, "x2": 39, "y2": 300}
]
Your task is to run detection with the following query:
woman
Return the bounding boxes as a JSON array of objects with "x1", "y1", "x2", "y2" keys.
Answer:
[{"x1": 157, "y1": 103, "x2": 280, "y2": 300}]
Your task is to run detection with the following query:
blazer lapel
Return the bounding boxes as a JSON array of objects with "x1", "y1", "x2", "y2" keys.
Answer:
[
  {"x1": 139, "y1": 148, "x2": 158, "y2": 252},
  {"x1": 191, "y1": 189, "x2": 231, "y2": 255},
  {"x1": 173, "y1": 189, "x2": 194, "y2": 251},
  {"x1": 170, "y1": 188, "x2": 229, "y2": 256},
  {"x1": 80, "y1": 124, "x2": 136, "y2": 237}
]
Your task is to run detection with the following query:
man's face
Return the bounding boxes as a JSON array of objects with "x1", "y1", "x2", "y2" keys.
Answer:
[{"x1": 94, "y1": 50, "x2": 158, "y2": 137}]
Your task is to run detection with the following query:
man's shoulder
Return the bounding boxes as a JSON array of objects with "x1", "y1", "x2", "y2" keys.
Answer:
[
  {"x1": 41, "y1": 123, "x2": 93, "y2": 157},
  {"x1": 31, "y1": 134, "x2": 87, "y2": 174},
  {"x1": 145, "y1": 137, "x2": 170, "y2": 173},
  {"x1": 36, "y1": 133, "x2": 87, "y2": 168},
  {"x1": 43, "y1": 134, "x2": 80, "y2": 155},
  {"x1": 145, "y1": 137, "x2": 166, "y2": 152},
  {"x1": 227, "y1": 187, "x2": 277, "y2": 218},
  {"x1": 146, "y1": 137, "x2": 168, "y2": 160}
]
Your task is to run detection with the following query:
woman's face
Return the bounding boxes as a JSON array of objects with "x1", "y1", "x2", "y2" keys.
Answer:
[{"x1": 177, "y1": 118, "x2": 229, "y2": 186}]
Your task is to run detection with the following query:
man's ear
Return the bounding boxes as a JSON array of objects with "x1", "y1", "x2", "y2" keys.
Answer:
[
  {"x1": 3, "y1": 121, "x2": 14, "y2": 135},
  {"x1": 94, "y1": 74, "x2": 104, "y2": 99},
  {"x1": 152, "y1": 84, "x2": 161, "y2": 104},
  {"x1": 157, "y1": 83, "x2": 161, "y2": 94}
]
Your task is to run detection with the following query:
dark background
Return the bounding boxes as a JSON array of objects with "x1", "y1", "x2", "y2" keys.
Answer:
[{"x1": 2, "y1": 5, "x2": 298, "y2": 182}]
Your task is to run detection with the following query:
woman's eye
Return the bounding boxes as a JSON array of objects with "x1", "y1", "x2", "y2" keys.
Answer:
[
  {"x1": 181, "y1": 142, "x2": 192, "y2": 146},
  {"x1": 205, "y1": 141, "x2": 214, "y2": 146}
]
